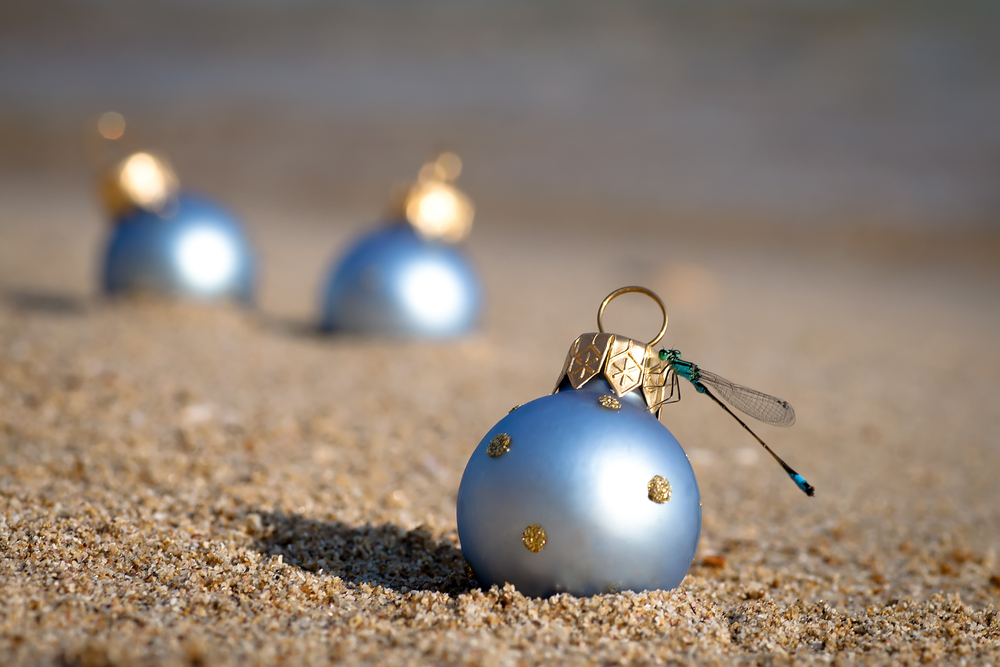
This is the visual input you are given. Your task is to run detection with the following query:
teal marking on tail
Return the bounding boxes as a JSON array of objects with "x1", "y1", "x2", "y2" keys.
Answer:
[{"x1": 791, "y1": 473, "x2": 815, "y2": 497}]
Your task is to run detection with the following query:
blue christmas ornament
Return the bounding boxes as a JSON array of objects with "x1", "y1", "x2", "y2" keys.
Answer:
[
  {"x1": 457, "y1": 287, "x2": 701, "y2": 597},
  {"x1": 96, "y1": 117, "x2": 256, "y2": 303},
  {"x1": 103, "y1": 192, "x2": 255, "y2": 303},
  {"x1": 320, "y1": 153, "x2": 481, "y2": 337}
]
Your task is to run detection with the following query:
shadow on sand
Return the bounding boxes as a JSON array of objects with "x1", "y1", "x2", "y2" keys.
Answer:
[
  {"x1": 5, "y1": 289, "x2": 90, "y2": 315},
  {"x1": 252, "y1": 313, "x2": 326, "y2": 341},
  {"x1": 250, "y1": 511, "x2": 476, "y2": 594},
  {"x1": 252, "y1": 313, "x2": 387, "y2": 346}
]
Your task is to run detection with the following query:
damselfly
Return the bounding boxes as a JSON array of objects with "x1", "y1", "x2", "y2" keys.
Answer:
[{"x1": 649, "y1": 349, "x2": 814, "y2": 497}]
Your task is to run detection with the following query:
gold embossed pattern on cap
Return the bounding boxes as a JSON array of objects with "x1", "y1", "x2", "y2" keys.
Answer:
[
  {"x1": 597, "y1": 395, "x2": 621, "y2": 410},
  {"x1": 487, "y1": 433, "x2": 511, "y2": 458},
  {"x1": 552, "y1": 287, "x2": 673, "y2": 417},
  {"x1": 522, "y1": 524, "x2": 547, "y2": 552},
  {"x1": 648, "y1": 475, "x2": 672, "y2": 503}
]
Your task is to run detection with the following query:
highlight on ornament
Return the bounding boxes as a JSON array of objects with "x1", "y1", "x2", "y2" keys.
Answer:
[
  {"x1": 318, "y1": 151, "x2": 482, "y2": 337},
  {"x1": 95, "y1": 113, "x2": 256, "y2": 303}
]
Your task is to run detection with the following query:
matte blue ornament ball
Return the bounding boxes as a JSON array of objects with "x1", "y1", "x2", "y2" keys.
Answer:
[
  {"x1": 103, "y1": 193, "x2": 256, "y2": 303},
  {"x1": 320, "y1": 222, "x2": 482, "y2": 337},
  {"x1": 457, "y1": 376, "x2": 701, "y2": 598}
]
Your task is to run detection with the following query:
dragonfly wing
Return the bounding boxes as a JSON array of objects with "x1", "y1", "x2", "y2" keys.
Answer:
[{"x1": 696, "y1": 368, "x2": 796, "y2": 426}]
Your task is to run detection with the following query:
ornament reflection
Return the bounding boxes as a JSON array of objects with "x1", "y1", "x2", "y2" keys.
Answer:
[
  {"x1": 399, "y1": 260, "x2": 468, "y2": 329},
  {"x1": 175, "y1": 227, "x2": 240, "y2": 296}
]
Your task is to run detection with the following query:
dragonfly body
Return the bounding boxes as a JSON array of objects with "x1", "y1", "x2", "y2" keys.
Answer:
[
  {"x1": 654, "y1": 349, "x2": 814, "y2": 497},
  {"x1": 666, "y1": 356, "x2": 707, "y2": 395}
]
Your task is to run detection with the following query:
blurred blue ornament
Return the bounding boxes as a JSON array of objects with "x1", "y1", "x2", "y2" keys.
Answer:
[
  {"x1": 95, "y1": 117, "x2": 256, "y2": 303},
  {"x1": 320, "y1": 152, "x2": 481, "y2": 337},
  {"x1": 457, "y1": 287, "x2": 701, "y2": 597},
  {"x1": 320, "y1": 223, "x2": 480, "y2": 336},
  {"x1": 103, "y1": 193, "x2": 256, "y2": 303}
]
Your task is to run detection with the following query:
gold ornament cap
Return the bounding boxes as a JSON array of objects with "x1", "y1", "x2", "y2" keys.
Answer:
[
  {"x1": 95, "y1": 112, "x2": 180, "y2": 219},
  {"x1": 101, "y1": 151, "x2": 180, "y2": 218},
  {"x1": 553, "y1": 286, "x2": 673, "y2": 415},
  {"x1": 392, "y1": 152, "x2": 474, "y2": 243}
]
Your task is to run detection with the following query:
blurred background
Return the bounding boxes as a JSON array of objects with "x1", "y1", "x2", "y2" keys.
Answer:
[
  {"x1": 2, "y1": 1, "x2": 1000, "y2": 624},
  {"x1": 3, "y1": 2, "x2": 999, "y2": 285}
]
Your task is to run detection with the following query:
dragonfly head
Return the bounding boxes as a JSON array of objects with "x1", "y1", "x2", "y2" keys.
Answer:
[{"x1": 658, "y1": 349, "x2": 681, "y2": 362}]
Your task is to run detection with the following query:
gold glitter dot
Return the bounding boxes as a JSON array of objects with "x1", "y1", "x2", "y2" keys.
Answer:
[
  {"x1": 508, "y1": 404, "x2": 521, "y2": 413},
  {"x1": 487, "y1": 433, "x2": 511, "y2": 458},
  {"x1": 522, "y1": 524, "x2": 547, "y2": 552},
  {"x1": 648, "y1": 475, "x2": 672, "y2": 503},
  {"x1": 598, "y1": 395, "x2": 621, "y2": 410}
]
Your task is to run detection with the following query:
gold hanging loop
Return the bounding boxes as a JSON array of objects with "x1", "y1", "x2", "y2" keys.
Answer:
[
  {"x1": 554, "y1": 286, "x2": 671, "y2": 410},
  {"x1": 597, "y1": 286, "x2": 668, "y2": 347}
]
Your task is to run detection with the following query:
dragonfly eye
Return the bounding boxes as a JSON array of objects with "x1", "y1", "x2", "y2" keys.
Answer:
[{"x1": 658, "y1": 349, "x2": 668, "y2": 361}]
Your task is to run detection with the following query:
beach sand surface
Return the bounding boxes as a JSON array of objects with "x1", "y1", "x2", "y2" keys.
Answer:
[{"x1": 1, "y1": 181, "x2": 999, "y2": 665}]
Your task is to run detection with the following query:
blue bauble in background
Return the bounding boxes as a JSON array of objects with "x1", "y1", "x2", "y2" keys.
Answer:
[
  {"x1": 320, "y1": 222, "x2": 481, "y2": 337},
  {"x1": 103, "y1": 193, "x2": 256, "y2": 303},
  {"x1": 319, "y1": 152, "x2": 482, "y2": 338}
]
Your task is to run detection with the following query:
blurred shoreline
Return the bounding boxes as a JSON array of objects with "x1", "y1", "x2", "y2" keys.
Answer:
[{"x1": 3, "y1": 1, "x2": 999, "y2": 250}]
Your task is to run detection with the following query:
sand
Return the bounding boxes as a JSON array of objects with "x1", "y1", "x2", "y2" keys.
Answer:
[{"x1": 1, "y1": 188, "x2": 999, "y2": 665}]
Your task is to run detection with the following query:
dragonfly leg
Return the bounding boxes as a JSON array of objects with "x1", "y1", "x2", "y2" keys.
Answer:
[
  {"x1": 646, "y1": 367, "x2": 679, "y2": 415},
  {"x1": 696, "y1": 383, "x2": 815, "y2": 497}
]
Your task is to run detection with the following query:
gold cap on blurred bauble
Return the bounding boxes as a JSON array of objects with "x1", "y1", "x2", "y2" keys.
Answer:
[
  {"x1": 96, "y1": 113, "x2": 180, "y2": 218},
  {"x1": 396, "y1": 152, "x2": 475, "y2": 243}
]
